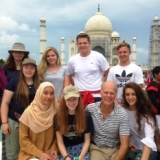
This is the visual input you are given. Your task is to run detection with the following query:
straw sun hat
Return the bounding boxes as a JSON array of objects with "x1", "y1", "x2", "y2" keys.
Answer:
[{"x1": 8, "y1": 42, "x2": 29, "y2": 55}]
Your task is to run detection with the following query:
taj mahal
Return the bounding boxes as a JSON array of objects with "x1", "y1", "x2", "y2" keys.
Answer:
[{"x1": 39, "y1": 7, "x2": 160, "y2": 72}]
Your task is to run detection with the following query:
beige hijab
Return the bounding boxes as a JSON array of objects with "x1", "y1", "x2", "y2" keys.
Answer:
[{"x1": 19, "y1": 82, "x2": 58, "y2": 133}]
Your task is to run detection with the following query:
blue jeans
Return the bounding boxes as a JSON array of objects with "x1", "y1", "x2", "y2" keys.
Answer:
[{"x1": 58, "y1": 143, "x2": 90, "y2": 160}]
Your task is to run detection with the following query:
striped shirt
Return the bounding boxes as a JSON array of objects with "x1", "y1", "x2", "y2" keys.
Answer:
[{"x1": 85, "y1": 101, "x2": 130, "y2": 148}]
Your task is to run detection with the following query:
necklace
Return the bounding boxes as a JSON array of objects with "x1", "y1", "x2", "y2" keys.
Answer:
[
  {"x1": 53, "y1": 67, "x2": 58, "y2": 73},
  {"x1": 48, "y1": 66, "x2": 59, "y2": 74}
]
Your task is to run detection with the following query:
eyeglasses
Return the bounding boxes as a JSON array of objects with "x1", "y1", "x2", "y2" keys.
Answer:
[{"x1": 13, "y1": 52, "x2": 25, "y2": 55}]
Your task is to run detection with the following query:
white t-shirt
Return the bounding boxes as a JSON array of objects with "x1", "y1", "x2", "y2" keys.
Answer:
[
  {"x1": 107, "y1": 63, "x2": 144, "y2": 102},
  {"x1": 67, "y1": 51, "x2": 109, "y2": 97}
]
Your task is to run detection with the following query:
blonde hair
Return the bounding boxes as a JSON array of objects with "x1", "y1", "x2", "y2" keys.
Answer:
[{"x1": 38, "y1": 47, "x2": 61, "y2": 81}]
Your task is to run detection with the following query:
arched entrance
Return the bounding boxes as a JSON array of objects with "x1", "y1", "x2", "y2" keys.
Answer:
[{"x1": 93, "y1": 46, "x2": 105, "y2": 56}]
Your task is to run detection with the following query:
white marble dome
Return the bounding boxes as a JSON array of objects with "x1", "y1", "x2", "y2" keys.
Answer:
[
  {"x1": 111, "y1": 31, "x2": 120, "y2": 38},
  {"x1": 85, "y1": 12, "x2": 112, "y2": 34}
]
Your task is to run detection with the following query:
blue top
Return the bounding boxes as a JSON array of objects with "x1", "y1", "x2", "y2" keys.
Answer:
[
  {"x1": 5, "y1": 77, "x2": 36, "y2": 121},
  {"x1": 3, "y1": 65, "x2": 20, "y2": 82}
]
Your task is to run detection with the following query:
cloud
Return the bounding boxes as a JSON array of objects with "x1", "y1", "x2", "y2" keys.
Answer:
[
  {"x1": 0, "y1": 16, "x2": 18, "y2": 31},
  {"x1": 137, "y1": 48, "x2": 148, "y2": 55},
  {"x1": 18, "y1": 23, "x2": 36, "y2": 32},
  {"x1": 136, "y1": 47, "x2": 149, "y2": 65},
  {"x1": 0, "y1": 16, "x2": 36, "y2": 32},
  {"x1": 0, "y1": 31, "x2": 20, "y2": 48}
]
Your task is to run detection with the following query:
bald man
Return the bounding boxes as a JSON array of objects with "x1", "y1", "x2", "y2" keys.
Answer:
[{"x1": 85, "y1": 81, "x2": 130, "y2": 160}]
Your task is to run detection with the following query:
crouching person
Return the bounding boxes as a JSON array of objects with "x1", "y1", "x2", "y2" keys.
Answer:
[
  {"x1": 85, "y1": 81, "x2": 130, "y2": 160},
  {"x1": 17, "y1": 82, "x2": 58, "y2": 160},
  {"x1": 123, "y1": 82, "x2": 158, "y2": 160},
  {"x1": 55, "y1": 85, "x2": 94, "y2": 160}
]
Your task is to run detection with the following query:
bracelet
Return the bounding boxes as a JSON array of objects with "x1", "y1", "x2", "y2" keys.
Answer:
[
  {"x1": 2, "y1": 122, "x2": 8, "y2": 124},
  {"x1": 64, "y1": 155, "x2": 71, "y2": 160}
]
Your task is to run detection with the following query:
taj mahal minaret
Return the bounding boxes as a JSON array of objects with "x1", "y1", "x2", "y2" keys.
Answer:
[
  {"x1": 61, "y1": 37, "x2": 65, "y2": 65},
  {"x1": 40, "y1": 16, "x2": 47, "y2": 59},
  {"x1": 148, "y1": 16, "x2": 160, "y2": 69},
  {"x1": 132, "y1": 37, "x2": 137, "y2": 64}
]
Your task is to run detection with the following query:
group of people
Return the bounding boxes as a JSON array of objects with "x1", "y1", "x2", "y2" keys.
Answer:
[{"x1": 0, "y1": 32, "x2": 159, "y2": 160}]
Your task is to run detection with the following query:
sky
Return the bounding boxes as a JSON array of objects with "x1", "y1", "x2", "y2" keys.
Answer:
[{"x1": 0, "y1": 0, "x2": 160, "y2": 66}]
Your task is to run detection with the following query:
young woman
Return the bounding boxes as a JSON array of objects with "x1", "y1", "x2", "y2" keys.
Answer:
[
  {"x1": 1, "y1": 58, "x2": 40, "y2": 160},
  {"x1": 56, "y1": 85, "x2": 94, "y2": 160},
  {"x1": 38, "y1": 47, "x2": 70, "y2": 101},
  {"x1": 2, "y1": 42, "x2": 29, "y2": 160},
  {"x1": 18, "y1": 82, "x2": 58, "y2": 160},
  {"x1": 123, "y1": 82, "x2": 158, "y2": 160},
  {"x1": 3, "y1": 42, "x2": 29, "y2": 81}
]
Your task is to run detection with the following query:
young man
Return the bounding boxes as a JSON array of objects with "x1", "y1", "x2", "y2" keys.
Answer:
[
  {"x1": 107, "y1": 42, "x2": 144, "y2": 106},
  {"x1": 67, "y1": 33, "x2": 109, "y2": 104},
  {"x1": 86, "y1": 81, "x2": 130, "y2": 160},
  {"x1": 147, "y1": 66, "x2": 160, "y2": 114},
  {"x1": 146, "y1": 66, "x2": 160, "y2": 155}
]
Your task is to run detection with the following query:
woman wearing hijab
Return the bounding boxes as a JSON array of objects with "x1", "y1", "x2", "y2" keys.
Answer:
[{"x1": 18, "y1": 82, "x2": 58, "y2": 160}]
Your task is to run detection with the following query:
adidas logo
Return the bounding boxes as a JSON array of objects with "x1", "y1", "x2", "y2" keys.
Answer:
[{"x1": 115, "y1": 70, "x2": 132, "y2": 82}]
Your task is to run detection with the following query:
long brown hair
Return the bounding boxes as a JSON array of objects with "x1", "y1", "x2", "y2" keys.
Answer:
[
  {"x1": 123, "y1": 82, "x2": 156, "y2": 132},
  {"x1": 38, "y1": 47, "x2": 61, "y2": 81},
  {"x1": 15, "y1": 65, "x2": 40, "y2": 108},
  {"x1": 5, "y1": 53, "x2": 29, "y2": 70},
  {"x1": 57, "y1": 97, "x2": 86, "y2": 135}
]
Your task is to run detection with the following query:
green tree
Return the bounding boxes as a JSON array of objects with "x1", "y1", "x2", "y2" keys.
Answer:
[{"x1": 0, "y1": 59, "x2": 5, "y2": 67}]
